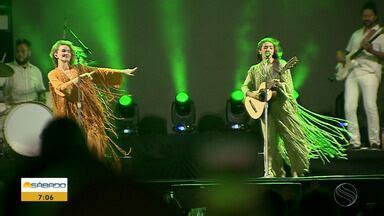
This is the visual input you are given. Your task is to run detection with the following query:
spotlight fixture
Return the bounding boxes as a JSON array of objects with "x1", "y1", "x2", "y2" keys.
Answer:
[
  {"x1": 171, "y1": 92, "x2": 196, "y2": 133},
  {"x1": 226, "y1": 89, "x2": 249, "y2": 131},
  {"x1": 116, "y1": 95, "x2": 139, "y2": 135}
]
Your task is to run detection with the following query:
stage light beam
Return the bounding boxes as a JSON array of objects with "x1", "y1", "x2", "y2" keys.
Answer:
[{"x1": 158, "y1": 0, "x2": 188, "y2": 93}]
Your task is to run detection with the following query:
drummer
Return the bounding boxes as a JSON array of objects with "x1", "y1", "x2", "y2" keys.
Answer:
[{"x1": 0, "y1": 39, "x2": 46, "y2": 103}]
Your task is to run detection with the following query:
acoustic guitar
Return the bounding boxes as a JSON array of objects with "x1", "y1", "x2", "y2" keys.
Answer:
[{"x1": 244, "y1": 57, "x2": 298, "y2": 119}]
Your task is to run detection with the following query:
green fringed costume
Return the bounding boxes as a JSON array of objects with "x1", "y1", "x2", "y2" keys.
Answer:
[{"x1": 242, "y1": 60, "x2": 349, "y2": 177}]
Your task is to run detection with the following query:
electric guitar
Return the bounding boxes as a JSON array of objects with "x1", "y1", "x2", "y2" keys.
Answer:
[
  {"x1": 335, "y1": 28, "x2": 384, "y2": 81},
  {"x1": 244, "y1": 57, "x2": 298, "y2": 119}
]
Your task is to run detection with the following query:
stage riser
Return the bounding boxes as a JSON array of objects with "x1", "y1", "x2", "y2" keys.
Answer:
[{"x1": 122, "y1": 132, "x2": 384, "y2": 179}]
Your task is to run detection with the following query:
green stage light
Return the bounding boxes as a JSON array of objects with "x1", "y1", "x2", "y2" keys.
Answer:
[
  {"x1": 233, "y1": 1, "x2": 259, "y2": 89},
  {"x1": 176, "y1": 92, "x2": 189, "y2": 103},
  {"x1": 158, "y1": 0, "x2": 188, "y2": 93},
  {"x1": 293, "y1": 41, "x2": 319, "y2": 90},
  {"x1": 231, "y1": 89, "x2": 244, "y2": 102},
  {"x1": 119, "y1": 95, "x2": 133, "y2": 106}
]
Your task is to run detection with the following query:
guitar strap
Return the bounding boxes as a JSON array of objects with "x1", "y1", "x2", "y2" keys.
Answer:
[
  {"x1": 352, "y1": 27, "x2": 383, "y2": 59},
  {"x1": 367, "y1": 27, "x2": 383, "y2": 41}
]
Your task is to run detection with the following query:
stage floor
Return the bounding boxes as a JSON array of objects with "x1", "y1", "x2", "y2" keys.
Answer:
[{"x1": 120, "y1": 131, "x2": 384, "y2": 179}]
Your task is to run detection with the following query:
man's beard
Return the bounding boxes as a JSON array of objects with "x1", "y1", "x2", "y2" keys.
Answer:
[
  {"x1": 16, "y1": 58, "x2": 29, "y2": 65},
  {"x1": 363, "y1": 20, "x2": 375, "y2": 28}
]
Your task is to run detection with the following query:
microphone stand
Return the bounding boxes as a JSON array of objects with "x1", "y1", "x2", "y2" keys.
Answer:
[
  {"x1": 64, "y1": 24, "x2": 92, "y2": 55},
  {"x1": 63, "y1": 24, "x2": 93, "y2": 124},
  {"x1": 263, "y1": 56, "x2": 270, "y2": 177}
]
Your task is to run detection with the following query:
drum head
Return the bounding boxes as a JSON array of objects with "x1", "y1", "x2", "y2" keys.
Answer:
[{"x1": 4, "y1": 103, "x2": 53, "y2": 157}]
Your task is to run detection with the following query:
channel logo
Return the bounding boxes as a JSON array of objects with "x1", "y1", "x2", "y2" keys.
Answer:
[
  {"x1": 334, "y1": 183, "x2": 358, "y2": 207},
  {"x1": 21, "y1": 178, "x2": 68, "y2": 202},
  {"x1": 23, "y1": 182, "x2": 32, "y2": 188}
]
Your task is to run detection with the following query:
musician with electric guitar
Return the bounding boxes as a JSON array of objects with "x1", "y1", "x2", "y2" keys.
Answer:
[
  {"x1": 242, "y1": 37, "x2": 349, "y2": 177},
  {"x1": 335, "y1": 2, "x2": 384, "y2": 149}
]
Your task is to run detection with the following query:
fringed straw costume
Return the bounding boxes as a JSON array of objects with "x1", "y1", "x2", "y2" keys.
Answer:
[
  {"x1": 48, "y1": 65, "x2": 124, "y2": 167},
  {"x1": 242, "y1": 60, "x2": 349, "y2": 176}
]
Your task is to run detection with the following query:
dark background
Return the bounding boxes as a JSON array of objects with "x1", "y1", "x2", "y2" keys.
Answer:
[{"x1": 3, "y1": 0, "x2": 384, "y2": 131}]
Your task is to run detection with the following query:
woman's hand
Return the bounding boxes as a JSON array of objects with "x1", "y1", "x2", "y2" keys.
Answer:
[
  {"x1": 246, "y1": 91, "x2": 258, "y2": 99},
  {"x1": 80, "y1": 71, "x2": 96, "y2": 80},
  {"x1": 122, "y1": 67, "x2": 138, "y2": 76},
  {"x1": 271, "y1": 79, "x2": 283, "y2": 88}
]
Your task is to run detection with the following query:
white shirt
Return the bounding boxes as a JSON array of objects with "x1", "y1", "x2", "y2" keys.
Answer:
[
  {"x1": 1, "y1": 61, "x2": 46, "y2": 103},
  {"x1": 346, "y1": 24, "x2": 384, "y2": 78}
]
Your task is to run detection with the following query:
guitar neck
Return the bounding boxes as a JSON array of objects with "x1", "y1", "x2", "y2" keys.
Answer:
[{"x1": 350, "y1": 28, "x2": 383, "y2": 59}]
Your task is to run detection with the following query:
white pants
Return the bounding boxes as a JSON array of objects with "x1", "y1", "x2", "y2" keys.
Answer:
[{"x1": 344, "y1": 70, "x2": 381, "y2": 146}]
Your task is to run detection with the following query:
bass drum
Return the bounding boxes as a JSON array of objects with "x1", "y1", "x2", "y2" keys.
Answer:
[{"x1": 3, "y1": 102, "x2": 53, "y2": 157}]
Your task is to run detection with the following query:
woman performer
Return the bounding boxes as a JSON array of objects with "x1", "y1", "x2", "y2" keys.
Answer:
[
  {"x1": 242, "y1": 37, "x2": 349, "y2": 177},
  {"x1": 48, "y1": 40, "x2": 136, "y2": 167}
]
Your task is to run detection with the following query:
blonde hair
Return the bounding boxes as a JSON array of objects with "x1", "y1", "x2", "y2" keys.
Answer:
[{"x1": 49, "y1": 40, "x2": 82, "y2": 67}]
